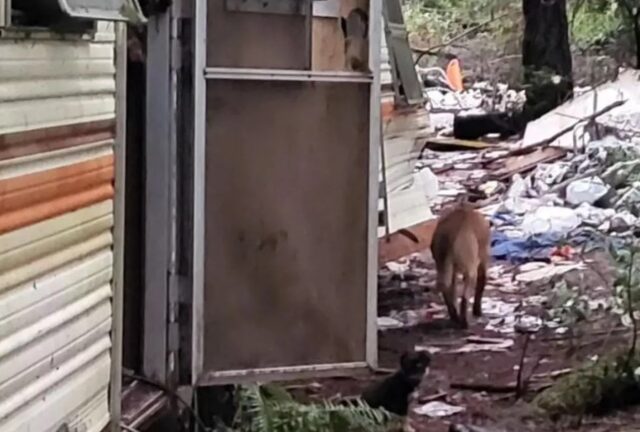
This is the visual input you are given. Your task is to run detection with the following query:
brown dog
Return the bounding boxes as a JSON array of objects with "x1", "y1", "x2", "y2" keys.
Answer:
[{"x1": 430, "y1": 204, "x2": 490, "y2": 328}]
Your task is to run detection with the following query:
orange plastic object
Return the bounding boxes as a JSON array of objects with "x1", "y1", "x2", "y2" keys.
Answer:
[{"x1": 446, "y1": 59, "x2": 464, "y2": 92}]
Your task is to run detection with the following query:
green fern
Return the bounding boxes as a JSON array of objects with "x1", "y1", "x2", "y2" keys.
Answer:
[{"x1": 232, "y1": 384, "x2": 396, "y2": 432}]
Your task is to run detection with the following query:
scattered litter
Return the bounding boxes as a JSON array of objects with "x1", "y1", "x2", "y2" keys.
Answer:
[
  {"x1": 448, "y1": 338, "x2": 514, "y2": 354},
  {"x1": 417, "y1": 167, "x2": 439, "y2": 200},
  {"x1": 450, "y1": 424, "x2": 502, "y2": 432},
  {"x1": 574, "y1": 203, "x2": 615, "y2": 227},
  {"x1": 551, "y1": 245, "x2": 575, "y2": 260},
  {"x1": 515, "y1": 316, "x2": 543, "y2": 333},
  {"x1": 479, "y1": 180, "x2": 503, "y2": 196},
  {"x1": 521, "y1": 206, "x2": 581, "y2": 236},
  {"x1": 385, "y1": 260, "x2": 410, "y2": 274},
  {"x1": 414, "y1": 401, "x2": 465, "y2": 418},
  {"x1": 377, "y1": 317, "x2": 404, "y2": 330},
  {"x1": 515, "y1": 262, "x2": 584, "y2": 284},
  {"x1": 414, "y1": 345, "x2": 443, "y2": 355}
]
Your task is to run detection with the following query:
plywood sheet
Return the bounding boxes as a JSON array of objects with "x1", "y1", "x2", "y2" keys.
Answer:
[
  {"x1": 203, "y1": 80, "x2": 370, "y2": 372},
  {"x1": 206, "y1": 1, "x2": 308, "y2": 69},
  {"x1": 312, "y1": 17, "x2": 345, "y2": 70},
  {"x1": 311, "y1": 0, "x2": 370, "y2": 71}
]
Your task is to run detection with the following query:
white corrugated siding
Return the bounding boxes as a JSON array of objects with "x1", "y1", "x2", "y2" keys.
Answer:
[
  {"x1": 0, "y1": 22, "x2": 116, "y2": 432},
  {"x1": 0, "y1": 25, "x2": 116, "y2": 134},
  {"x1": 378, "y1": 16, "x2": 433, "y2": 235}
]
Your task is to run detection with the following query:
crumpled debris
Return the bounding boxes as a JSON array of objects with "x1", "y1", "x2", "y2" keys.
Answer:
[
  {"x1": 449, "y1": 424, "x2": 503, "y2": 432},
  {"x1": 377, "y1": 317, "x2": 404, "y2": 330},
  {"x1": 521, "y1": 206, "x2": 582, "y2": 236},
  {"x1": 566, "y1": 177, "x2": 610, "y2": 205},
  {"x1": 515, "y1": 262, "x2": 584, "y2": 284},
  {"x1": 574, "y1": 203, "x2": 616, "y2": 227},
  {"x1": 414, "y1": 401, "x2": 465, "y2": 418},
  {"x1": 423, "y1": 79, "x2": 525, "y2": 113}
]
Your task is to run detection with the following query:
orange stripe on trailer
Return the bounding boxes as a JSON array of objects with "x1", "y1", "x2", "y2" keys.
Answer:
[
  {"x1": 0, "y1": 184, "x2": 114, "y2": 235},
  {"x1": 0, "y1": 166, "x2": 114, "y2": 214},
  {"x1": 0, "y1": 155, "x2": 114, "y2": 194}
]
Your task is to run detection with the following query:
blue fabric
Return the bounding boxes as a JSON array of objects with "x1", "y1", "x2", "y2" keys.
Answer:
[
  {"x1": 490, "y1": 231, "x2": 561, "y2": 263},
  {"x1": 488, "y1": 209, "x2": 613, "y2": 262}
]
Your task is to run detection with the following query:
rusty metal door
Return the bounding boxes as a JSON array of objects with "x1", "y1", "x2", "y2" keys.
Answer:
[{"x1": 191, "y1": 0, "x2": 381, "y2": 385}]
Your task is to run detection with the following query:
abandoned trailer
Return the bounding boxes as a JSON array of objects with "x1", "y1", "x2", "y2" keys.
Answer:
[
  {"x1": 0, "y1": 0, "x2": 139, "y2": 430},
  {"x1": 0, "y1": 0, "x2": 433, "y2": 430}
]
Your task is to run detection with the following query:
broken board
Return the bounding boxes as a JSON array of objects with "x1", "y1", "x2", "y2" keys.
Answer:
[
  {"x1": 378, "y1": 218, "x2": 438, "y2": 266},
  {"x1": 489, "y1": 147, "x2": 567, "y2": 181},
  {"x1": 425, "y1": 137, "x2": 499, "y2": 152}
]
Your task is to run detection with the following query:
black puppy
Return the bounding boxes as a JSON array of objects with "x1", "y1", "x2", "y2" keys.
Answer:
[{"x1": 362, "y1": 350, "x2": 431, "y2": 416}]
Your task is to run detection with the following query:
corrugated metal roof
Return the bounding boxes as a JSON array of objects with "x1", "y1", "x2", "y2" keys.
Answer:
[{"x1": 0, "y1": 21, "x2": 117, "y2": 432}]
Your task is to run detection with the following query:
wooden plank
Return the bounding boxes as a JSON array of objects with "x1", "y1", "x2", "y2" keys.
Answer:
[
  {"x1": 490, "y1": 147, "x2": 566, "y2": 180},
  {"x1": 425, "y1": 137, "x2": 498, "y2": 151},
  {"x1": 378, "y1": 218, "x2": 438, "y2": 266}
]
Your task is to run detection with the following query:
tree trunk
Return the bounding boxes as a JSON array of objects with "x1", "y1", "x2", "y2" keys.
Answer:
[
  {"x1": 634, "y1": 13, "x2": 640, "y2": 69},
  {"x1": 522, "y1": 0, "x2": 573, "y2": 122}
]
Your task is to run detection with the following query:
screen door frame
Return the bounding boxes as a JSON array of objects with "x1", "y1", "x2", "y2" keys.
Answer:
[{"x1": 191, "y1": 0, "x2": 382, "y2": 385}]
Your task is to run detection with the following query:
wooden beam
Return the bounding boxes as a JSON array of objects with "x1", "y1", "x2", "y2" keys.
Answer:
[{"x1": 378, "y1": 218, "x2": 438, "y2": 266}]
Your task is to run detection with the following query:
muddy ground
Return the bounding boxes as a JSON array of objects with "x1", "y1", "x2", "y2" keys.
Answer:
[{"x1": 289, "y1": 249, "x2": 640, "y2": 431}]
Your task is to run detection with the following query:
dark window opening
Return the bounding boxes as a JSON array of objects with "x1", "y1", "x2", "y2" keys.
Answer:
[{"x1": 7, "y1": 0, "x2": 94, "y2": 33}]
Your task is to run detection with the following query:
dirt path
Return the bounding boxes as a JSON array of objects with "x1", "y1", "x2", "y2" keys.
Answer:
[{"x1": 290, "y1": 250, "x2": 640, "y2": 431}]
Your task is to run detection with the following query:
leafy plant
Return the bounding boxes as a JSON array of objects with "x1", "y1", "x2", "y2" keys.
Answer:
[
  {"x1": 535, "y1": 350, "x2": 640, "y2": 418},
  {"x1": 608, "y1": 237, "x2": 640, "y2": 359},
  {"x1": 548, "y1": 280, "x2": 590, "y2": 326},
  {"x1": 231, "y1": 384, "x2": 396, "y2": 432},
  {"x1": 536, "y1": 237, "x2": 640, "y2": 418},
  {"x1": 570, "y1": 0, "x2": 621, "y2": 49}
]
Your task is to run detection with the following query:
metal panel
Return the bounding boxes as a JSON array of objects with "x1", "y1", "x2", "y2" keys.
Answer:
[
  {"x1": 0, "y1": 20, "x2": 118, "y2": 432},
  {"x1": 382, "y1": 0, "x2": 423, "y2": 105},
  {"x1": 109, "y1": 20, "x2": 127, "y2": 431},
  {"x1": 225, "y1": 0, "x2": 309, "y2": 15},
  {"x1": 58, "y1": 0, "x2": 146, "y2": 22},
  {"x1": 366, "y1": 0, "x2": 381, "y2": 368},
  {"x1": 143, "y1": 11, "x2": 171, "y2": 384}
]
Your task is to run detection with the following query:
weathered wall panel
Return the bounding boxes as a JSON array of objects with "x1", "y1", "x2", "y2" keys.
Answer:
[
  {"x1": 203, "y1": 80, "x2": 369, "y2": 372},
  {"x1": 206, "y1": 1, "x2": 308, "y2": 69},
  {"x1": 311, "y1": 0, "x2": 369, "y2": 71},
  {"x1": 0, "y1": 21, "x2": 117, "y2": 432}
]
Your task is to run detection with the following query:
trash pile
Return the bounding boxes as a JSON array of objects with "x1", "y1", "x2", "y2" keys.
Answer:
[
  {"x1": 484, "y1": 134, "x2": 640, "y2": 263},
  {"x1": 378, "y1": 70, "x2": 640, "y2": 340},
  {"x1": 424, "y1": 81, "x2": 526, "y2": 114},
  {"x1": 418, "y1": 63, "x2": 526, "y2": 114},
  {"x1": 422, "y1": 69, "x2": 640, "y2": 265}
]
